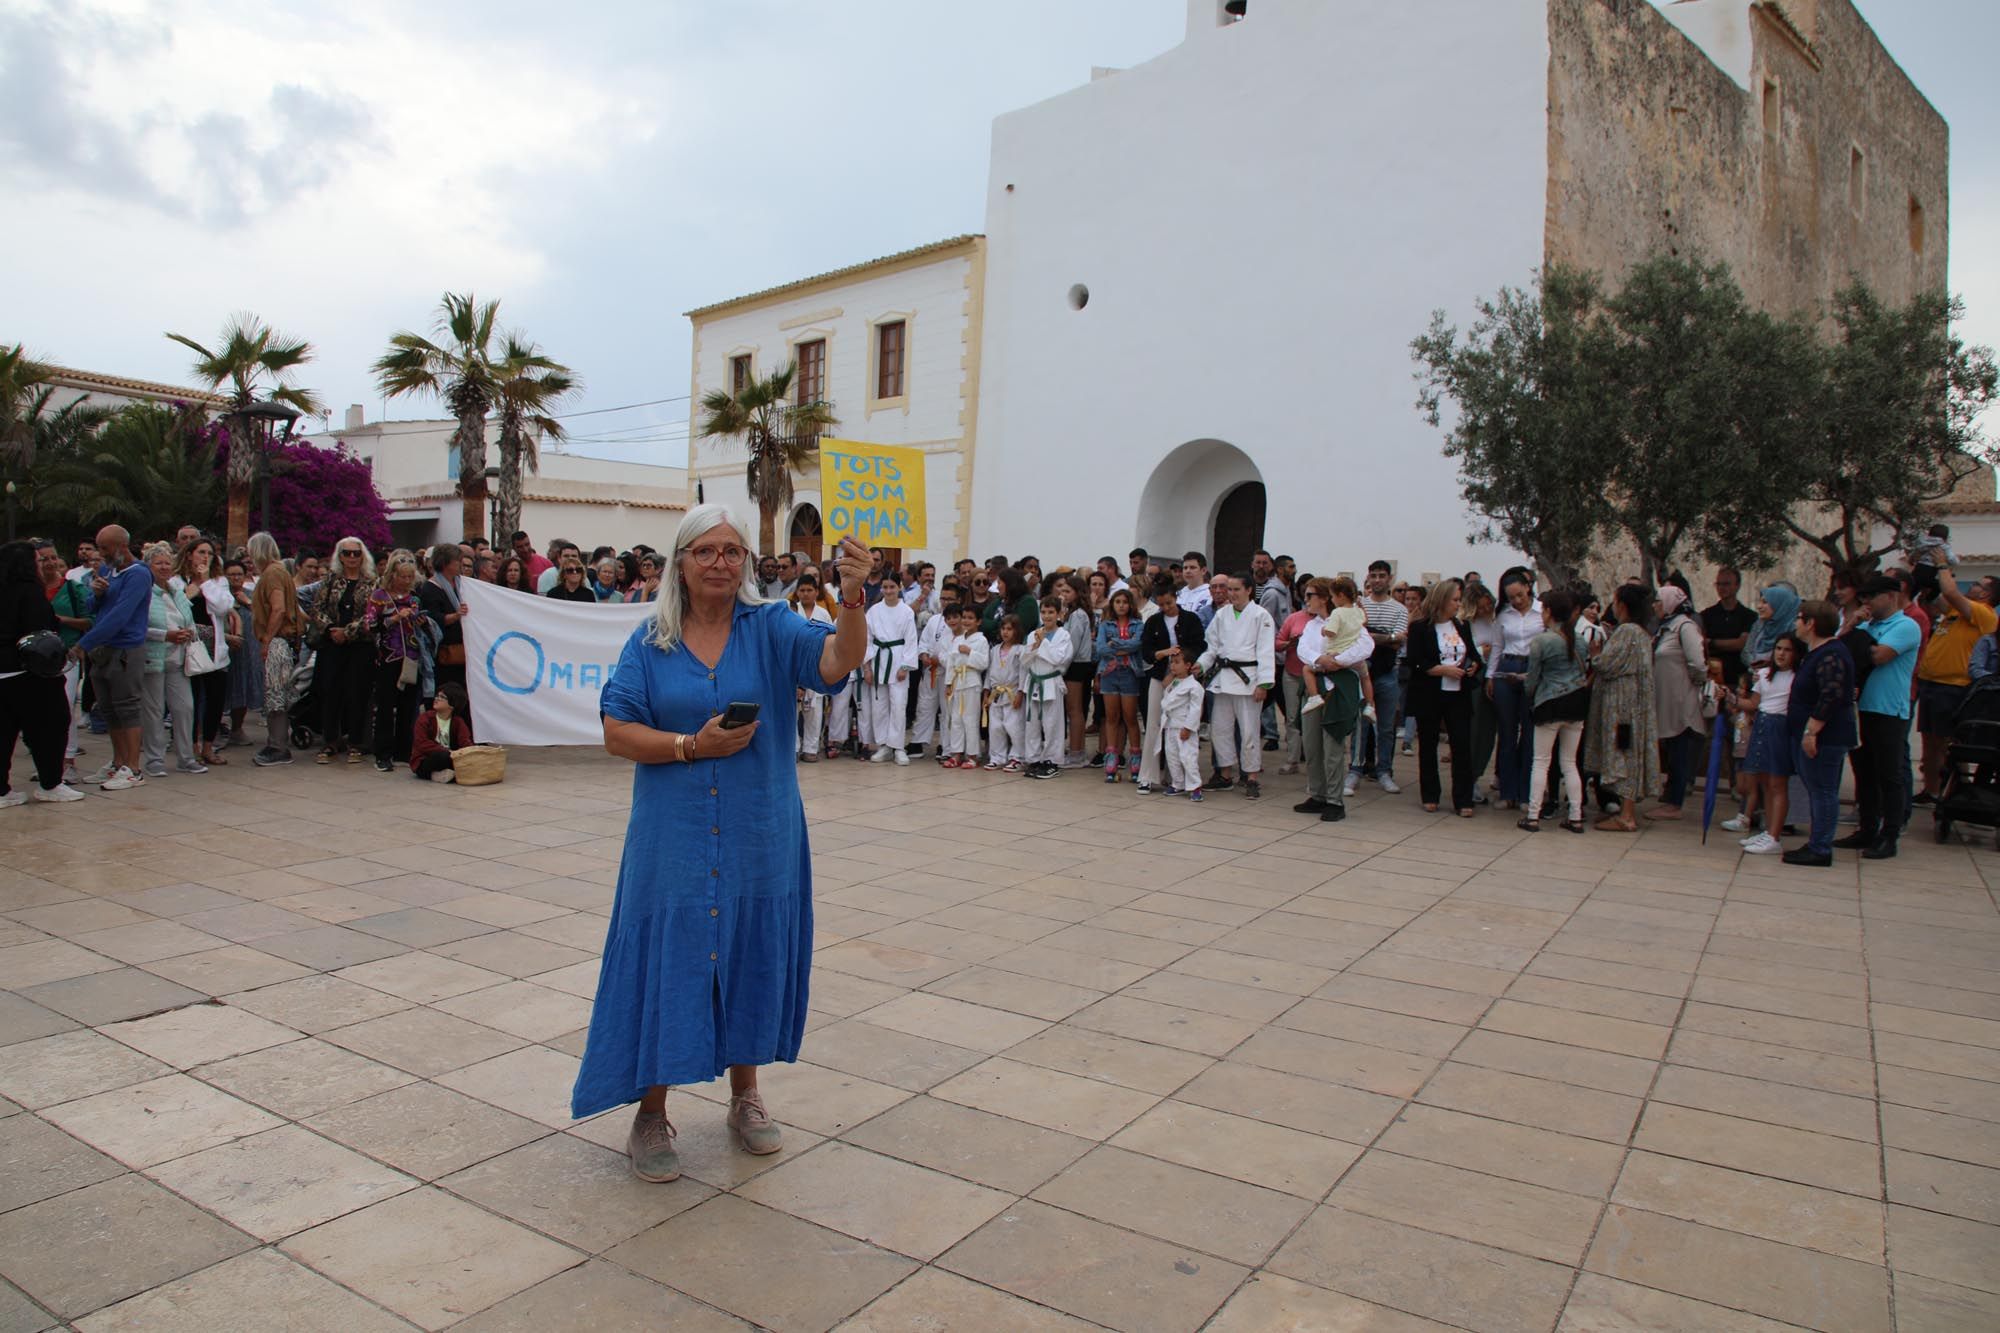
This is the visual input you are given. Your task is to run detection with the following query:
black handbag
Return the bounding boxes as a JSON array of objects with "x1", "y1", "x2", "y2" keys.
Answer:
[{"x1": 14, "y1": 631, "x2": 64, "y2": 679}]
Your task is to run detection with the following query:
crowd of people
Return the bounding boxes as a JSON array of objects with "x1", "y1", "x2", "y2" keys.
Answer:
[{"x1": 0, "y1": 517, "x2": 1976, "y2": 868}]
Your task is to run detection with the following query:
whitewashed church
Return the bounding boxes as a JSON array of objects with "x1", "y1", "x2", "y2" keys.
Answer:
[{"x1": 686, "y1": 0, "x2": 1945, "y2": 581}]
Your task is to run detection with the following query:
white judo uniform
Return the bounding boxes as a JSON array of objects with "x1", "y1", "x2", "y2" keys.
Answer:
[
  {"x1": 911, "y1": 609, "x2": 953, "y2": 749},
  {"x1": 985, "y1": 642, "x2": 1028, "y2": 765},
  {"x1": 1023, "y1": 624, "x2": 1074, "y2": 765},
  {"x1": 1197, "y1": 600, "x2": 1277, "y2": 776},
  {"x1": 863, "y1": 599, "x2": 918, "y2": 754},
  {"x1": 941, "y1": 631, "x2": 990, "y2": 759},
  {"x1": 793, "y1": 602, "x2": 833, "y2": 754},
  {"x1": 1160, "y1": 673, "x2": 1207, "y2": 793}
]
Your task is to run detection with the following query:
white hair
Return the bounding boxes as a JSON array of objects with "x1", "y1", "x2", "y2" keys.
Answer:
[
  {"x1": 645, "y1": 502, "x2": 766, "y2": 651},
  {"x1": 245, "y1": 531, "x2": 281, "y2": 569},
  {"x1": 333, "y1": 537, "x2": 375, "y2": 580}
]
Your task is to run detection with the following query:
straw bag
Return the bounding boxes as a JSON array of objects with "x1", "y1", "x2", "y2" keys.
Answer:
[{"x1": 451, "y1": 743, "x2": 507, "y2": 786}]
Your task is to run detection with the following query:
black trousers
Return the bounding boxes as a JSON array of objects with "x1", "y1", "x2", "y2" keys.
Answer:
[
  {"x1": 373, "y1": 660, "x2": 420, "y2": 763},
  {"x1": 1854, "y1": 710, "x2": 1909, "y2": 842},
  {"x1": 1417, "y1": 690, "x2": 1476, "y2": 812},
  {"x1": 0, "y1": 674, "x2": 68, "y2": 793},
  {"x1": 191, "y1": 670, "x2": 227, "y2": 744},
  {"x1": 413, "y1": 751, "x2": 453, "y2": 778},
  {"x1": 318, "y1": 644, "x2": 372, "y2": 750}
]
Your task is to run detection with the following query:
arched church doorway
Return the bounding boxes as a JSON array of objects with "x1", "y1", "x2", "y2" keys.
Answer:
[
  {"x1": 1136, "y1": 439, "x2": 1264, "y2": 571},
  {"x1": 788, "y1": 503, "x2": 824, "y2": 559},
  {"x1": 1212, "y1": 482, "x2": 1266, "y2": 576}
]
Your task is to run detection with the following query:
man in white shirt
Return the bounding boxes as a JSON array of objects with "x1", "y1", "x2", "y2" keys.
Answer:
[
  {"x1": 1099, "y1": 556, "x2": 1130, "y2": 597},
  {"x1": 67, "y1": 539, "x2": 99, "y2": 584},
  {"x1": 1176, "y1": 552, "x2": 1213, "y2": 621},
  {"x1": 862, "y1": 574, "x2": 919, "y2": 764},
  {"x1": 1198, "y1": 575, "x2": 1276, "y2": 800}
]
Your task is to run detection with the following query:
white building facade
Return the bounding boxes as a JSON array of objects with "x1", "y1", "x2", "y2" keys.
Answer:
[
  {"x1": 680, "y1": 0, "x2": 1942, "y2": 582},
  {"x1": 685, "y1": 236, "x2": 984, "y2": 567},
  {"x1": 969, "y1": 0, "x2": 1556, "y2": 577},
  {"x1": 313, "y1": 409, "x2": 689, "y2": 554}
]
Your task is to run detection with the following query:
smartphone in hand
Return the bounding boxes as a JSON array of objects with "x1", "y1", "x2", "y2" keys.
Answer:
[{"x1": 721, "y1": 701, "x2": 761, "y2": 730}]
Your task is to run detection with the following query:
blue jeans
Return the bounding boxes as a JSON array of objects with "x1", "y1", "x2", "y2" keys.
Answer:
[
  {"x1": 1794, "y1": 739, "x2": 1851, "y2": 856},
  {"x1": 1492, "y1": 655, "x2": 1533, "y2": 803},
  {"x1": 1354, "y1": 670, "x2": 1400, "y2": 778},
  {"x1": 1663, "y1": 728, "x2": 1703, "y2": 807}
]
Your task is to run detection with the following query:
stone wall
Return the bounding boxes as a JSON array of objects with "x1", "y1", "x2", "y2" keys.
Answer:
[
  {"x1": 1547, "y1": 0, "x2": 1948, "y2": 320},
  {"x1": 1549, "y1": 0, "x2": 1950, "y2": 600}
]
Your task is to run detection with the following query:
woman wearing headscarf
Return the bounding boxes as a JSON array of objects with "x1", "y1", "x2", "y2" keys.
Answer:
[
  {"x1": 1742, "y1": 583, "x2": 1800, "y2": 673},
  {"x1": 1585, "y1": 584, "x2": 1659, "y2": 831},
  {"x1": 1649, "y1": 585, "x2": 1709, "y2": 821}
]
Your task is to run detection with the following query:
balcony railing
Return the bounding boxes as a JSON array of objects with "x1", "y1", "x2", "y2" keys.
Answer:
[{"x1": 776, "y1": 398, "x2": 833, "y2": 450}]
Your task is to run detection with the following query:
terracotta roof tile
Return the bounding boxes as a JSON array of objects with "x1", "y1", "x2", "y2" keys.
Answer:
[
  {"x1": 685, "y1": 235, "x2": 981, "y2": 318},
  {"x1": 44, "y1": 365, "x2": 230, "y2": 407}
]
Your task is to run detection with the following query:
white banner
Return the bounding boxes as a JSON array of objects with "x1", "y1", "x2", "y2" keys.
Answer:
[{"x1": 461, "y1": 583, "x2": 652, "y2": 746}]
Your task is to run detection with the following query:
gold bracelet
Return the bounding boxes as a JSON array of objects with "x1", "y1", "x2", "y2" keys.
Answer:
[{"x1": 683, "y1": 733, "x2": 697, "y2": 763}]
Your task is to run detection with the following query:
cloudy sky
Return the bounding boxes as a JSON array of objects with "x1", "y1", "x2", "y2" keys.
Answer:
[{"x1": 4, "y1": 0, "x2": 1994, "y2": 468}]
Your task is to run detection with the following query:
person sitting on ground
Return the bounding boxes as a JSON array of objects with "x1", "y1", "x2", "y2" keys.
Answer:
[{"x1": 409, "y1": 682, "x2": 474, "y2": 782}]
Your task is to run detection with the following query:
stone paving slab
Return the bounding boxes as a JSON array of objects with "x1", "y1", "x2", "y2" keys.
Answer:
[{"x1": 1, "y1": 743, "x2": 1998, "y2": 1330}]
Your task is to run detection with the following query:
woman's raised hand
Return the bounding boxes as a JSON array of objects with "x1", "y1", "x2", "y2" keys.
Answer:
[
  {"x1": 693, "y1": 712, "x2": 758, "y2": 759},
  {"x1": 834, "y1": 536, "x2": 870, "y2": 598}
]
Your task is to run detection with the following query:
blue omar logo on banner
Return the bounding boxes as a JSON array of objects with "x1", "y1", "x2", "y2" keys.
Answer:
[{"x1": 485, "y1": 630, "x2": 616, "y2": 697}]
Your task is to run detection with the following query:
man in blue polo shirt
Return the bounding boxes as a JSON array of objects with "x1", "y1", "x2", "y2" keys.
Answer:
[
  {"x1": 72, "y1": 525, "x2": 152, "y2": 791},
  {"x1": 1838, "y1": 574, "x2": 1921, "y2": 859}
]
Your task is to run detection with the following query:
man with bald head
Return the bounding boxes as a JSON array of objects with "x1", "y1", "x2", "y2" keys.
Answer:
[{"x1": 73, "y1": 525, "x2": 151, "y2": 789}]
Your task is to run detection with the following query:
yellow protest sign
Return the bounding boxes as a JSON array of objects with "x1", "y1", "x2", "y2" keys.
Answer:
[{"x1": 818, "y1": 439, "x2": 927, "y2": 547}]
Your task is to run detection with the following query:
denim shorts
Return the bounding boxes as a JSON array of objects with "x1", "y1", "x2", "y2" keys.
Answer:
[{"x1": 1099, "y1": 665, "x2": 1141, "y2": 697}]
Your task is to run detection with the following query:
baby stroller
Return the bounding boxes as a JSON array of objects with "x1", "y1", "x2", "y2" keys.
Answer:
[
  {"x1": 1933, "y1": 675, "x2": 2000, "y2": 843},
  {"x1": 288, "y1": 644, "x2": 320, "y2": 751}
]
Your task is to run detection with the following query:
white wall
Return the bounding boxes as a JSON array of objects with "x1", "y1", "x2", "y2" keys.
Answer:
[
  {"x1": 970, "y1": 0, "x2": 1550, "y2": 576},
  {"x1": 690, "y1": 250, "x2": 975, "y2": 563}
]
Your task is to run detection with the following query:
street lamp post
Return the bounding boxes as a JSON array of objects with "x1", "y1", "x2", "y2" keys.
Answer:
[
  {"x1": 3, "y1": 482, "x2": 14, "y2": 542},
  {"x1": 236, "y1": 400, "x2": 303, "y2": 540},
  {"x1": 483, "y1": 466, "x2": 501, "y2": 546}
]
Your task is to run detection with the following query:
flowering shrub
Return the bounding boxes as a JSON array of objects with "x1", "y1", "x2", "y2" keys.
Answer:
[{"x1": 212, "y1": 430, "x2": 391, "y2": 553}]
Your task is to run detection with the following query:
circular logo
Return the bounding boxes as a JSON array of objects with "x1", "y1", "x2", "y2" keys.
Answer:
[{"x1": 485, "y1": 630, "x2": 545, "y2": 696}]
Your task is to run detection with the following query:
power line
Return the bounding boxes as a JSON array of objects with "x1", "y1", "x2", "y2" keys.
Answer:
[{"x1": 553, "y1": 395, "x2": 690, "y2": 420}]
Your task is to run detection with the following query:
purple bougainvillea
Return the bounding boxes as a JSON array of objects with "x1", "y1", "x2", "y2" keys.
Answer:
[{"x1": 213, "y1": 434, "x2": 392, "y2": 555}]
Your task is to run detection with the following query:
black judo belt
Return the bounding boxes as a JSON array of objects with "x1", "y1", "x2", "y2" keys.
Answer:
[{"x1": 1210, "y1": 657, "x2": 1256, "y2": 687}]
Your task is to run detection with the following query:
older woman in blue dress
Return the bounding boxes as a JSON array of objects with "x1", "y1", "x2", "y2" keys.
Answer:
[{"x1": 571, "y1": 504, "x2": 869, "y2": 1182}]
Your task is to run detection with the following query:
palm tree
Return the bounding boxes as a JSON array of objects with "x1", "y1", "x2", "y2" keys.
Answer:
[
  {"x1": 0, "y1": 344, "x2": 54, "y2": 469},
  {"x1": 696, "y1": 363, "x2": 837, "y2": 556},
  {"x1": 39, "y1": 403, "x2": 223, "y2": 534},
  {"x1": 167, "y1": 315, "x2": 324, "y2": 550},
  {"x1": 491, "y1": 336, "x2": 580, "y2": 540},
  {"x1": 374, "y1": 293, "x2": 507, "y2": 542}
]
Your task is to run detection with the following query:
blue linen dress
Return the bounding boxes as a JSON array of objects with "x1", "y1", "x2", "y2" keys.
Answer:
[{"x1": 570, "y1": 599, "x2": 837, "y2": 1119}]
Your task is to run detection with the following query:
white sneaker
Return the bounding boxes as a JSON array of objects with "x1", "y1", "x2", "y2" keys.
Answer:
[
  {"x1": 0, "y1": 792, "x2": 25, "y2": 808},
  {"x1": 1301, "y1": 695, "x2": 1324, "y2": 715},
  {"x1": 893, "y1": 749, "x2": 910, "y2": 766},
  {"x1": 1720, "y1": 814, "x2": 1749, "y2": 833},
  {"x1": 31, "y1": 784, "x2": 84, "y2": 803},
  {"x1": 869, "y1": 746, "x2": 890, "y2": 763},
  {"x1": 1378, "y1": 774, "x2": 1401, "y2": 795},
  {"x1": 1743, "y1": 832, "x2": 1781, "y2": 855},
  {"x1": 1343, "y1": 772, "x2": 1361, "y2": 797},
  {"x1": 79, "y1": 761, "x2": 116, "y2": 785},
  {"x1": 1361, "y1": 704, "x2": 1378, "y2": 722},
  {"x1": 100, "y1": 767, "x2": 144, "y2": 791}
]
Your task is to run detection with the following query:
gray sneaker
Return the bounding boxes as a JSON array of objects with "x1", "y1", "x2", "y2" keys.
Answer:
[
  {"x1": 627, "y1": 1110, "x2": 681, "y2": 1182},
  {"x1": 727, "y1": 1090, "x2": 783, "y2": 1155}
]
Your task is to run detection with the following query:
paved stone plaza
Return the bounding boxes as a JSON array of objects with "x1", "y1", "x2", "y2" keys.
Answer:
[{"x1": 0, "y1": 745, "x2": 1997, "y2": 1331}]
